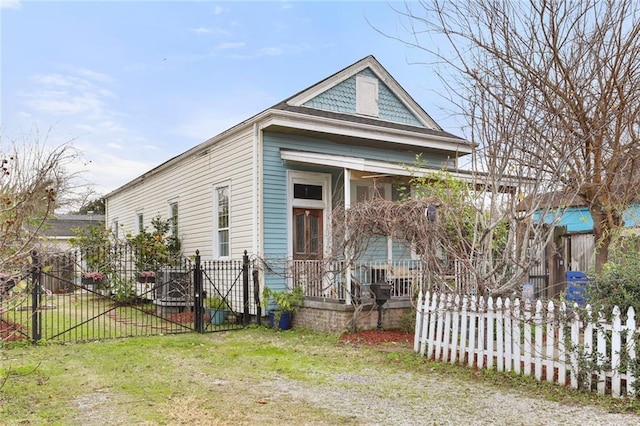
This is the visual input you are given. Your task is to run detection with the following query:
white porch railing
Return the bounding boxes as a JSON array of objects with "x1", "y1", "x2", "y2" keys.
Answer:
[{"x1": 290, "y1": 259, "x2": 425, "y2": 303}]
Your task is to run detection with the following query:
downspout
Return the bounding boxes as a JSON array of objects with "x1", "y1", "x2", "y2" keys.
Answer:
[
  {"x1": 253, "y1": 123, "x2": 263, "y2": 316},
  {"x1": 344, "y1": 168, "x2": 352, "y2": 305},
  {"x1": 252, "y1": 123, "x2": 259, "y2": 256}
]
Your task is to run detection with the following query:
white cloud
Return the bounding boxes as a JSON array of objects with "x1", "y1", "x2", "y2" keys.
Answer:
[
  {"x1": 107, "y1": 142, "x2": 123, "y2": 149},
  {"x1": 86, "y1": 154, "x2": 158, "y2": 194},
  {"x1": 74, "y1": 67, "x2": 113, "y2": 83},
  {"x1": 25, "y1": 93, "x2": 104, "y2": 116},
  {"x1": 216, "y1": 42, "x2": 245, "y2": 50},
  {"x1": 213, "y1": 5, "x2": 224, "y2": 15},
  {"x1": 260, "y1": 47, "x2": 284, "y2": 56},
  {"x1": 227, "y1": 43, "x2": 310, "y2": 60},
  {"x1": 0, "y1": 0, "x2": 21, "y2": 9},
  {"x1": 21, "y1": 70, "x2": 121, "y2": 127},
  {"x1": 172, "y1": 110, "x2": 253, "y2": 142},
  {"x1": 189, "y1": 27, "x2": 211, "y2": 34}
]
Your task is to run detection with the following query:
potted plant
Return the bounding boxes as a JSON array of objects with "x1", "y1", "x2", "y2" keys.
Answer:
[
  {"x1": 81, "y1": 271, "x2": 106, "y2": 291},
  {"x1": 262, "y1": 285, "x2": 304, "y2": 330},
  {"x1": 137, "y1": 270, "x2": 156, "y2": 283},
  {"x1": 129, "y1": 216, "x2": 182, "y2": 281},
  {"x1": 71, "y1": 224, "x2": 112, "y2": 290},
  {"x1": 205, "y1": 296, "x2": 227, "y2": 325}
]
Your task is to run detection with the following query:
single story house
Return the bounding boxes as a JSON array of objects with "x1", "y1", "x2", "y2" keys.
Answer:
[{"x1": 105, "y1": 56, "x2": 473, "y2": 331}]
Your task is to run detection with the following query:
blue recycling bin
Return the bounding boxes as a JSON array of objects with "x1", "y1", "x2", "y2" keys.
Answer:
[{"x1": 566, "y1": 271, "x2": 588, "y2": 306}]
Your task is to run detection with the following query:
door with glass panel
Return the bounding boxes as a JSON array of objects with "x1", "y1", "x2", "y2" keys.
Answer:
[
  {"x1": 293, "y1": 208, "x2": 323, "y2": 260},
  {"x1": 292, "y1": 208, "x2": 323, "y2": 297}
]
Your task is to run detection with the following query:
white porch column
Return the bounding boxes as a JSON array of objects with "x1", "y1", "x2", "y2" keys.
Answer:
[{"x1": 344, "y1": 168, "x2": 352, "y2": 305}]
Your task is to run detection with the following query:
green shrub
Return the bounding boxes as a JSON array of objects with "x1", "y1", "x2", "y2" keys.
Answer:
[
  {"x1": 398, "y1": 307, "x2": 416, "y2": 334},
  {"x1": 588, "y1": 237, "x2": 640, "y2": 318}
]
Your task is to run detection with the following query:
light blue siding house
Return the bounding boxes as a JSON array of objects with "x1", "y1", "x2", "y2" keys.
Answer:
[{"x1": 106, "y1": 56, "x2": 472, "y2": 326}]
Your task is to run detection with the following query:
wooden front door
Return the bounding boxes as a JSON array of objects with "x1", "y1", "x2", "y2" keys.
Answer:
[{"x1": 293, "y1": 208, "x2": 323, "y2": 261}]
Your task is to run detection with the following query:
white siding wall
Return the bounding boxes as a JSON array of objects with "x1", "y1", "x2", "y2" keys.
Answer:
[{"x1": 107, "y1": 128, "x2": 256, "y2": 260}]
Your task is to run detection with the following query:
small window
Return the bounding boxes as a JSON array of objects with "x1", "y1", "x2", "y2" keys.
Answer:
[
  {"x1": 214, "y1": 184, "x2": 230, "y2": 258},
  {"x1": 169, "y1": 202, "x2": 179, "y2": 237},
  {"x1": 294, "y1": 184, "x2": 323, "y2": 200},
  {"x1": 137, "y1": 213, "x2": 144, "y2": 234}
]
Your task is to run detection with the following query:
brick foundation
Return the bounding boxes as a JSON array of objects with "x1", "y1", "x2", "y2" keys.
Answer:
[{"x1": 292, "y1": 298, "x2": 412, "y2": 333}]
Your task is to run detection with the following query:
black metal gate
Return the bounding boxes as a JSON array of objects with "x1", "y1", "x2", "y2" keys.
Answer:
[{"x1": 1, "y1": 249, "x2": 255, "y2": 344}]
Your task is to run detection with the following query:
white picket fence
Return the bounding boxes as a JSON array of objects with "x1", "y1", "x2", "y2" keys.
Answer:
[{"x1": 413, "y1": 291, "x2": 639, "y2": 398}]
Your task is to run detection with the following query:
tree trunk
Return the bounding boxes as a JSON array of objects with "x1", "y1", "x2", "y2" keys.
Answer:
[{"x1": 590, "y1": 207, "x2": 616, "y2": 273}]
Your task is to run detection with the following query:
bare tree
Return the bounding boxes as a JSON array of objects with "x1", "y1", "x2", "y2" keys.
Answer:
[
  {"x1": 0, "y1": 126, "x2": 82, "y2": 275},
  {"x1": 388, "y1": 0, "x2": 640, "y2": 273}
]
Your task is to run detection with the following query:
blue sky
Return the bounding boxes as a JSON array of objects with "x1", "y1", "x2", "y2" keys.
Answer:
[{"x1": 1, "y1": 0, "x2": 462, "y2": 196}]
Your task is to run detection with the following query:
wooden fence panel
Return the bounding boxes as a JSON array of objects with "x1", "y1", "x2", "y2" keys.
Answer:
[
  {"x1": 496, "y1": 297, "x2": 504, "y2": 372},
  {"x1": 583, "y1": 305, "x2": 593, "y2": 390},
  {"x1": 477, "y1": 297, "x2": 485, "y2": 369},
  {"x1": 450, "y1": 295, "x2": 461, "y2": 364},
  {"x1": 534, "y1": 300, "x2": 543, "y2": 381},
  {"x1": 545, "y1": 300, "x2": 555, "y2": 383},
  {"x1": 612, "y1": 306, "x2": 622, "y2": 397},
  {"x1": 487, "y1": 297, "x2": 494, "y2": 369},
  {"x1": 523, "y1": 300, "x2": 532, "y2": 377},
  {"x1": 627, "y1": 307, "x2": 636, "y2": 397},
  {"x1": 459, "y1": 296, "x2": 469, "y2": 364},
  {"x1": 468, "y1": 296, "x2": 477, "y2": 367},
  {"x1": 504, "y1": 298, "x2": 513, "y2": 373},
  {"x1": 414, "y1": 292, "x2": 640, "y2": 398}
]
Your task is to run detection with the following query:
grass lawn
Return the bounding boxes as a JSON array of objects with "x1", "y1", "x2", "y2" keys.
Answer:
[
  {"x1": 1, "y1": 327, "x2": 640, "y2": 425},
  {"x1": 2, "y1": 292, "x2": 203, "y2": 343}
]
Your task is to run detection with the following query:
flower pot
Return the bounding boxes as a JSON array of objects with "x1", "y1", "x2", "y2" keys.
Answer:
[
  {"x1": 137, "y1": 272, "x2": 156, "y2": 283},
  {"x1": 81, "y1": 277, "x2": 104, "y2": 289},
  {"x1": 210, "y1": 308, "x2": 227, "y2": 325},
  {"x1": 268, "y1": 310, "x2": 292, "y2": 330}
]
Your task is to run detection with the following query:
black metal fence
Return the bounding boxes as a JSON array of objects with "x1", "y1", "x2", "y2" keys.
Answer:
[{"x1": 1, "y1": 247, "x2": 257, "y2": 344}]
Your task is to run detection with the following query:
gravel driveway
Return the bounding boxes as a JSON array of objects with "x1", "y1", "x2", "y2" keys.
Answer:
[{"x1": 266, "y1": 370, "x2": 640, "y2": 425}]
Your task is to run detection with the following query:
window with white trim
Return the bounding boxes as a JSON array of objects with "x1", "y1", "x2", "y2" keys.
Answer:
[
  {"x1": 214, "y1": 184, "x2": 230, "y2": 258},
  {"x1": 169, "y1": 202, "x2": 179, "y2": 239},
  {"x1": 136, "y1": 212, "x2": 144, "y2": 234}
]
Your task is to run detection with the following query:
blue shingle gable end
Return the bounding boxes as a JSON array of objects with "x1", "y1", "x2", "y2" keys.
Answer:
[
  {"x1": 303, "y1": 68, "x2": 423, "y2": 127},
  {"x1": 303, "y1": 77, "x2": 356, "y2": 113}
]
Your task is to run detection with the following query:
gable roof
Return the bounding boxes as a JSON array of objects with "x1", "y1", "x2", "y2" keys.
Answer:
[
  {"x1": 284, "y1": 56, "x2": 440, "y2": 127},
  {"x1": 107, "y1": 56, "x2": 471, "y2": 199},
  {"x1": 41, "y1": 214, "x2": 105, "y2": 238}
]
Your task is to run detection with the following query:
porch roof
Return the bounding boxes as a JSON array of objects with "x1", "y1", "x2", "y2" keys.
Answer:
[
  {"x1": 280, "y1": 149, "x2": 473, "y2": 180},
  {"x1": 280, "y1": 149, "x2": 522, "y2": 192}
]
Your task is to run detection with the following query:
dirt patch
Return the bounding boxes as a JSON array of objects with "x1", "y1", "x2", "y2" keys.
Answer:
[
  {"x1": 0, "y1": 318, "x2": 27, "y2": 342},
  {"x1": 338, "y1": 329, "x2": 413, "y2": 347},
  {"x1": 168, "y1": 311, "x2": 196, "y2": 324}
]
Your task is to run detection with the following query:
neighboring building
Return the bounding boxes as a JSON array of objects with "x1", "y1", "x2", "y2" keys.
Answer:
[
  {"x1": 105, "y1": 56, "x2": 472, "y2": 327},
  {"x1": 36, "y1": 214, "x2": 105, "y2": 293},
  {"x1": 529, "y1": 192, "x2": 640, "y2": 299},
  {"x1": 40, "y1": 214, "x2": 105, "y2": 251}
]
